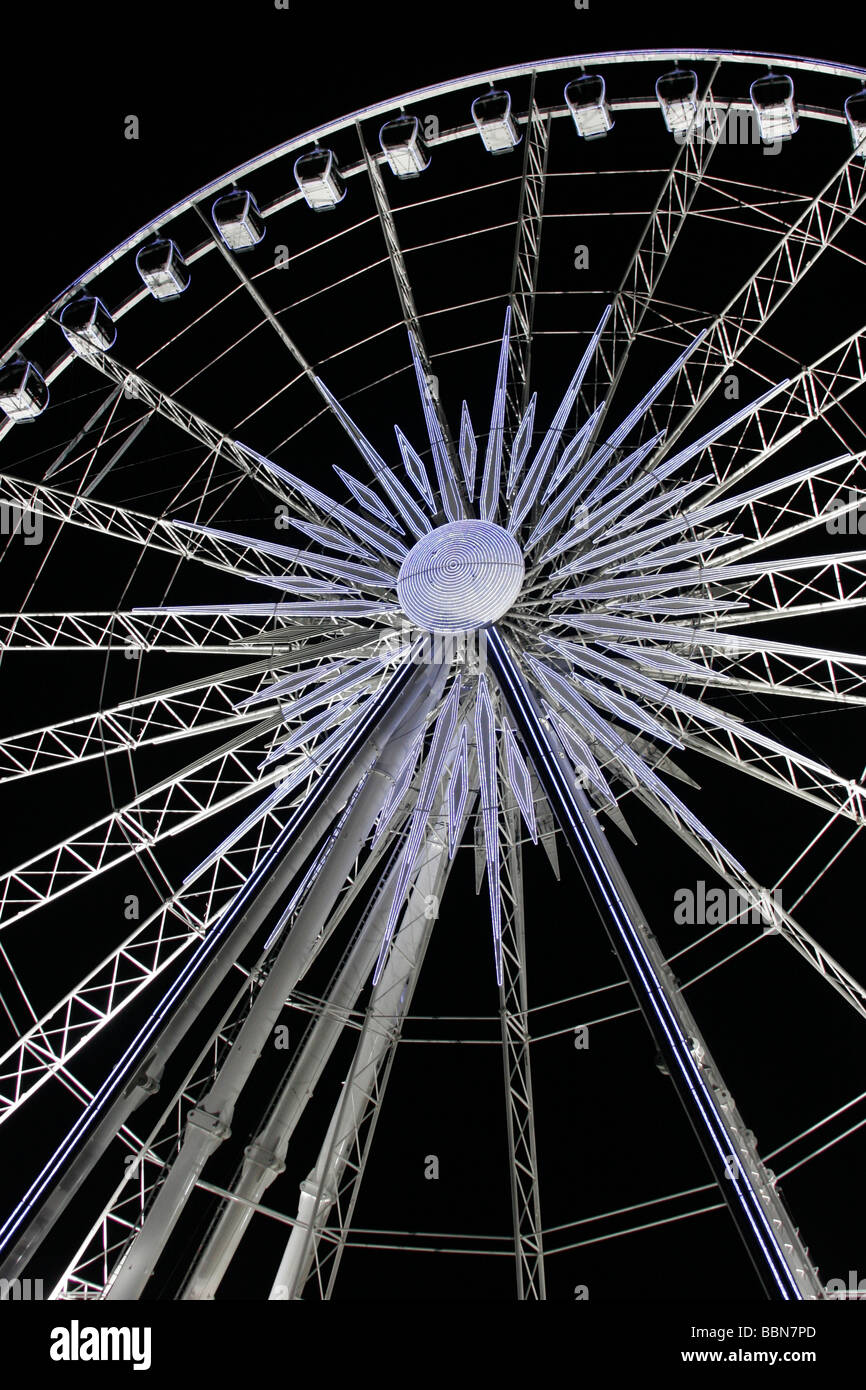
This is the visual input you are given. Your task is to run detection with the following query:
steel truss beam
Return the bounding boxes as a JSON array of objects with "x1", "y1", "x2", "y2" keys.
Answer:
[
  {"x1": 498, "y1": 785, "x2": 545, "y2": 1298},
  {"x1": 360, "y1": 140, "x2": 424, "y2": 346},
  {"x1": 595, "y1": 746, "x2": 866, "y2": 1023},
  {"x1": 701, "y1": 551, "x2": 866, "y2": 626},
  {"x1": 267, "y1": 764, "x2": 474, "y2": 1300},
  {"x1": 694, "y1": 322, "x2": 866, "y2": 495},
  {"x1": 53, "y1": 952, "x2": 290, "y2": 1299},
  {"x1": 102, "y1": 663, "x2": 445, "y2": 1298},
  {"x1": 0, "y1": 656, "x2": 290, "y2": 783},
  {"x1": 0, "y1": 652, "x2": 398, "y2": 1120},
  {"x1": 0, "y1": 652, "x2": 411, "y2": 940},
  {"x1": 712, "y1": 454, "x2": 866, "y2": 560},
  {"x1": 61, "y1": 347, "x2": 313, "y2": 517},
  {"x1": 505, "y1": 81, "x2": 551, "y2": 437},
  {"x1": 645, "y1": 697, "x2": 865, "y2": 825},
  {"x1": 54, "y1": 802, "x2": 420, "y2": 1298},
  {"x1": 0, "y1": 654, "x2": 437, "y2": 1283},
  {"x1": 0, "y1": 608, "x2": 313, "y2": 654},
  {"x1": 486, "y1": 625, "x2": 823, "y2": 1300},
  {"x1": 176, "y1": 820, "x2": 416, "y2": 1298},
  {"x1": 552, "y1": 619, "x2": 866, "y2": 711},
  {"x1": 0, "y1": 699, "x2": 313, "y2": 933},
  {"x1": 0, "y1": 468, "x2": 372, "y2": 598},
  {"x1": 0, "y1": 808, "x2": 291, "y2": 1123},
  {"x1": 645, "y1": 152, "x2": 866, "y2": 476},
  {"x1": 0, "y1": 629, "x2": 386, "y2": 782},
  {"x1": 578, "y1": 68, "x2": 724, "y2": 436},
  {"x1": 357, "y1": 129, "x2": 464, "y2": 515}
]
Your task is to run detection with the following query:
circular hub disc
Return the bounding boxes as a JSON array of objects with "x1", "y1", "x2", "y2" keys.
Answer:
[{"x1": 397, "y1": 519, "x2": 525, "y2": 632}]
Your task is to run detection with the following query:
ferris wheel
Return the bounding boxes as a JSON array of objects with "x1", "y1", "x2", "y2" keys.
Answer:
[{"x1": 0, "y1": 48, "x2": 865, "y2": 1302}]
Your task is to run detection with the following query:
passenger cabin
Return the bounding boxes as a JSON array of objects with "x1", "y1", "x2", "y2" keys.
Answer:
[
  {"x1": 59, "y1": 296, "x2": 116, "y2": 354},
  {"x1": 211, "y1": 190, "x2": 266, "y2": 250},
  {"x1": 294, "y1": 147, "x2": 346, "y2": 209},
  {"x1": 750, "y1": 74, "x2": 798, "y2": 142},
  {"x1": 0, "y1": 359, "x2": 49, "y2": 421},
  {"x1": 471, "y1": 90, "x2": 520, "y2": 153},
  {"x1": 564, "y1": 75, "x2": 614, "y2": 139},
  {"x1": 845, "y1": 92, "x2": 866, "y2": 157},
  {"x1": 379, "y1": 115, "x2": 430, "y2": 179},
  {"x1": 136, "y1": 238, "x2": 190, "y2": 298},
  {"x1": 655, "y1": 68, "x2": 699, "y2": 134}
]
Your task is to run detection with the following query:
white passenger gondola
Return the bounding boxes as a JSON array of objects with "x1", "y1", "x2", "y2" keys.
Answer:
[
  {"x1": 294, "y1": 147, "x2": 346, "y2": 210},
  {"x1": 59, "y1": 296, "x2": 116, "y2": 354},
  {"x1": 844, "y1": 92, "x2": 866, "y2": 158},
  {"x1": 471, "y1": 90, "x2": 520, "y2": 153},
  {"x1": 135, "y1": 238, "x2": 190, "y2": 299},
  {"x1": 379, "y1": 115, "x2": 430, "y2": 179},
  {"x1": 211, "y1": 190, "x2": 266, "y2": 250},
  {"x1": 750, "y1": 74, "x2": 798, "y2": 143},
  {"x1": 564, "y1": 75, "x2": 614, "y2": 139},
  {"x1": 0, "y1": 358, "x2": 48, "y2": 421},
  {"x1": 655, "y1": 68, "x2": 699, "y2": 135}
]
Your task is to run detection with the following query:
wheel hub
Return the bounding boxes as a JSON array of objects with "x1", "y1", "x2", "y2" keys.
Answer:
[{"x1": 397, "y1": 519, "x2": 525, "y2": 632}]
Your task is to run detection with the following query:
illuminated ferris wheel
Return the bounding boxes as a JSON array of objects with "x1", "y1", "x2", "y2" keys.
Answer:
[{"x1": 1, "y1": 49, "x2": 866, "y2": 1301}]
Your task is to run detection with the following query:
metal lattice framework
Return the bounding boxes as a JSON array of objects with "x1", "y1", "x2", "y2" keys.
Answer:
[{"x1": 0, "y1": 49, "x2": 865, "y2": 1303}]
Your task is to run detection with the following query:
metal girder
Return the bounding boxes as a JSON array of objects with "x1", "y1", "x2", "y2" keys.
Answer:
[
  {"x1": 538, "y1": 321, "x2": 866, "y2": 597},
  {"x1": 67, "y1": 347, "x2": 311, "y2": 513},
  {"x1": 0, "y1": 657, "x2": 289, "y2": 783},
  {"x1": 0, "y1": 812, "x2": 283, "y2": 1123},
  {"x1": 646, "y1": 153, "x2": 866, "y2": 473},
  {"x1": 177, "y1": 825, "x2": 414, "y2": 1298},
  {"x1": 657, "y1": 635, "x2": 866, "y2": 706},
  {"x1": 486, "y1": 624, "x2": 824, "y2": 1300},
  {"x1": 498, "y1": 786, "x2": 545, "y2": 1299},
  {"x1": 39, "y1": 359, "x2": 400, "y2": 592},
  {"x1": 505, "y1": 83, "x2": 550, "y2": 437},
  {"x1": 666, "y1": 174, "x2": 816, "y2": 243},
  {"x1": 358, "y1": 133, "x2": 461, "y2": 483},
  {"x1": 619, "y1": 775, "x2": 866, "y2": 1024},
  {"x1": 716, "y1": 454, "x2": 866, "y2": 560},
  {"x1": 0, "y1": 759, "x2": 418, "y2": 1147},
  {"x1": 700, "y1": 551, "x2": 866, "y2": 626},
  {"x1": 692, "y1": 323, "x2": 866, "y2": 497},
  {"x1": 358, "y1": 136, "x2": 425, "y2": 352},
  {"x1": 0, "y1": 608, "x2": 310, "y2": 654},
  {"x1": 0, "y1": 654, "x2": 436, "y2": 1285},
  {"x1": 578, "y1": 69, "x2": 724, "y2": 434},
  {"x1": 0, "y1": 469, "x2": 349, "y2": 595},
  {"x1": 268, "y1": 764, "x2": 472, "y2": 1300},
  {"x1": 0, "y1": 632, "x2": 386, "y2": 782},
  {"x1": 52, "y1": 964, "x2": 263, "y2": 1300},
  {"x1": 0, "y1": 705, "x2": 308, "y2": 933},
  {"x1": 55, "y1": 805, "x2": 420, "y2": 1299},
  {"x1": 102, "y1": 665, "x2": 445, "y2": 1299},
  {"x1": 0, "y1": 667, "x2": 408, "y2": 938},
  {"x1": 651, "y1": 700, "x2": 866, "y2": 823},
  {"x1": 0, "y1": 666, "x2": 405, "y2": 1117}
]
